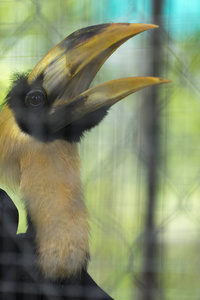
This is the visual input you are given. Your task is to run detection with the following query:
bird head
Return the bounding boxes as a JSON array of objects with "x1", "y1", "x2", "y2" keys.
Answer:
[
  {"x1": 0, "y1": 23, "x2": 170, "y2": 280},
  {"x1": 4, "y1": 23, "x2": 169, "y2": 143}
]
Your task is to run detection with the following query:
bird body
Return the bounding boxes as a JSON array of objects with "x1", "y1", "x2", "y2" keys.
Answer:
[{"x1": 0, "y1": 23, "x2": 170, "y2": 298}]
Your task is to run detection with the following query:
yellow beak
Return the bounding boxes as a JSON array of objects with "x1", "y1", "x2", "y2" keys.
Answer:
[{"x1": 28, "y1": 23, "x2": 170, "y2": 132}]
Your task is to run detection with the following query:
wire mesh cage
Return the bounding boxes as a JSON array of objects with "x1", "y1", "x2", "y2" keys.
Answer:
[{"x1": 0, "y1": 0, "x2": 200, "y2": 299}]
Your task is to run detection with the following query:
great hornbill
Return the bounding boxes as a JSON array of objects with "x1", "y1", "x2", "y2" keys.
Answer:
[{"x1": 0, "y1": 23, "x2": 169, "y2": 299}]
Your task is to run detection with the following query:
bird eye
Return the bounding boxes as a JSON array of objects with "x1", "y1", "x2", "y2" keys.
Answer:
[{"x1": 25, "y1": 89, "x2": 47, "y2": 108}]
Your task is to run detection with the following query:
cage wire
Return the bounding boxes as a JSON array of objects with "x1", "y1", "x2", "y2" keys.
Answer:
[{"x1": 0, "y1": 0, "x2": 200, "y2": 299}]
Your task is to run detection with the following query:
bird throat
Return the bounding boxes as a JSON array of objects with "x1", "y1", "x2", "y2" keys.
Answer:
[{"x1": 20, "y1": 140, "x2": 90, "y2": 280}]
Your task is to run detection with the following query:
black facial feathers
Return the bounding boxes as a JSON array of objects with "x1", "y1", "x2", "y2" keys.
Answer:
[
  {"x1": 5, "y1": 73, "x2": 109, "y2": 143},
  {"x1": 6, "y1": 73, "x2": 50, "y2": 141}
]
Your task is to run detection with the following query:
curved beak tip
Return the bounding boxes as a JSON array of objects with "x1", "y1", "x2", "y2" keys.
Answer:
[{"x1": 159, "y1": 78, "x2": 172, "y2": 84}]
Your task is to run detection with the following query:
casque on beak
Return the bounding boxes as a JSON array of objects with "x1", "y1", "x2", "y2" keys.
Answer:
[{"x1": 28, "y1": 23, "x2": 170, "y2": 133}]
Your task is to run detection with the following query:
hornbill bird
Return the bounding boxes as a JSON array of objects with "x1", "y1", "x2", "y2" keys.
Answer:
[{"x1": 0, "y1": 23, "x2": 170, "y2": 299}]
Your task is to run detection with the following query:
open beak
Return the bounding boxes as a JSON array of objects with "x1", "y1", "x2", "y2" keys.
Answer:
[{"x1": 28, "y1": 23, "x2": 170, "y2": 132}]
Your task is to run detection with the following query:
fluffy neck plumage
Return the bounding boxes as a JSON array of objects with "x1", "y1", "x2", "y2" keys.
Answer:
[
  {"x1": 21, "y1": 141, "x2": 90, "y2": 280},
  {"x1": 0, "y1": 106, "x2": 90, "y2": 280}
]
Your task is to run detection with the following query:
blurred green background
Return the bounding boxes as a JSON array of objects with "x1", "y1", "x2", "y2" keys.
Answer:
[{"x1": 0, "y1": 0, "x2": 200, "y2": 299}]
